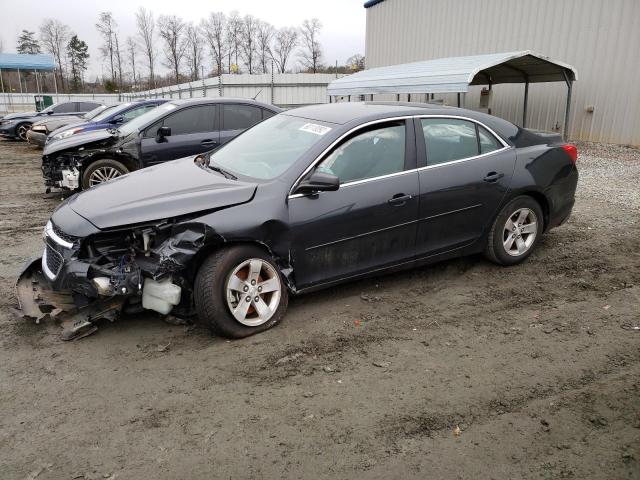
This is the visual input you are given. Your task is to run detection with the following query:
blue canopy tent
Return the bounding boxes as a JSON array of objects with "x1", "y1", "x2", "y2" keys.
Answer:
[{"x1": 0, "y1": 53, "x2": 57, "y2": 102}]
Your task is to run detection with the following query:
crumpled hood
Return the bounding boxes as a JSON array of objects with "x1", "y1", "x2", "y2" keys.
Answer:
[
  {"x1": 33, "y1": 115, "x2": 81, "y2": 128},
  {"x1": 43, "y1": 129, "x2": 116, "y2": 156},
  {"x1": 67, "y1": 157, "x2": 257, "y2": 229},
  {"x1": 2, "y1": 111, "x2": 38, "y2": 121}
]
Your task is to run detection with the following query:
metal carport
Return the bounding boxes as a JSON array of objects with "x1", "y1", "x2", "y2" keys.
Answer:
[
  {"x1": 327, "y1": 51, "x2": 577, "y2": 138},
  {"x1": 0, "y1": 53, "x2": 57, "y2": 103}
]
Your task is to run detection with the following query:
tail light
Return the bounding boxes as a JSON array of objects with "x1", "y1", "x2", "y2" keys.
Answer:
[{"x1": 561, "y1": 144, "x2": 578, "y2": 165}]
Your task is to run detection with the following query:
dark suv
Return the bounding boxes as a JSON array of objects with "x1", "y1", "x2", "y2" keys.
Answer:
[
  {"x1": 0, "y1": 100, "x2": 103, "y2": 141},
  {"x1": 42, "y1": 98, "x2": 281, "y2": 191}
]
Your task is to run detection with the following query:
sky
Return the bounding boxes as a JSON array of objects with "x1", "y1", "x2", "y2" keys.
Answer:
[{"x1": 0, "y1": 0, "x2": 366, "y2": 78}]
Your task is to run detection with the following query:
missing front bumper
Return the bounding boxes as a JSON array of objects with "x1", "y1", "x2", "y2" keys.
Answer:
[{"x1": 16, "y1": 257, "x2": 125, "y2": 340}]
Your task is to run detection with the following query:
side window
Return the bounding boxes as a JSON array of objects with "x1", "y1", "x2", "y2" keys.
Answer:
[
  {"x1": 121, "y1": 105, "x2": 156, "y2": 122},
  {"x1": 317, "y1": 122, "x2": 405, "y2": 184},
  {"x1": 162, "y1": 105, "x2": 216, "y2": 135},
  {"x1": 262, "y1": 109, "x2": 276, "y2": 120},
  {"x1": 478, "y1": 125, "x2": 501, "y2": 154},
  {"x1": 52, "y1": 102, "x2": 76, "y2": 114},
  {"x1": 222, "y1": 104, "x2": 262, "y2": 131},
  {"x1": 421, "y1": 118, "x2": 479, "y2": 166}
]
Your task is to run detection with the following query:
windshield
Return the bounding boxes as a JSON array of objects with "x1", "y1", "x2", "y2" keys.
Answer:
[
  {"x1": 83, "y1": 105, "x2": 110, "y2": 120},
  {"x1": 91, "y1": 103, "x2": 133, "y2": 122},
  {"x1": 209, "y1": 115, "x2": 331, "y2": 180},
  {"x1": 118, "y1": 102, "x2": 177, "y2": 136}
]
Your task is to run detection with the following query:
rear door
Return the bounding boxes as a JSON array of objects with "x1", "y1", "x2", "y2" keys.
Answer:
[
  {"x1": 140, "y1": 104, "x2": 219, "y2": 165},
  {"x1": 415, "y1": 116, "x2": 516, "y2": 257},
  {"x1": 219, "y1": 104, "x2": 264, "y2": 146}
]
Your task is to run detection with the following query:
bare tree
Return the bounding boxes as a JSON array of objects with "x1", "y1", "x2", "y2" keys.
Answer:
[
  {"x1": 136, "y1": 7, "x2": 156, "y2": 89},
  {"x1": 40, "y1": 19, "x2": 71, "y2": 91},
  {"x1": 185, "y1": 23, "x2": 203, "y2": 80},
  {"x1": 126, "y1": 36, "x2": 138, "y2": 89},
  {"x1": 114, "y1": 33, "x2": 124, "y2": 89},
  {"x1": 96, "y1": 12, "x2": 118, "y2": 83},
  {"x1": 202, "y1": 12, "x2": 226, "y2": 75},
  {"x1": 256, "y1": 21, "x2": 274, "y2": 74},
  {"x1": 225, "y1": 11, "x2": 242, "y2": 72},
  {"x1": 158, "y1": 14, "x2": 187, "y2": 84},
  {"x1": 299, "y1": 18, "x2": 323, "y2": 73},
  {"x1": 346, "y1": 53, "x2": 365, "y2": 72},
  {"x1": 240, "y1": 15, "x2": 258, "y2": 74},
  {"x1": 272, "y1": 27, "x2": 298, "y2": 73}
]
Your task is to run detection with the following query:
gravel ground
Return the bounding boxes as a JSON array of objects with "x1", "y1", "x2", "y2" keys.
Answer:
[{"x1": 0, "y1": 139, "x2": 638, "y2": 480}]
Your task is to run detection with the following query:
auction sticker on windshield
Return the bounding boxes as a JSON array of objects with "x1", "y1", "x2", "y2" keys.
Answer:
[{"x1": 299, "y1": 123, "x2": 332, "y2": 135}]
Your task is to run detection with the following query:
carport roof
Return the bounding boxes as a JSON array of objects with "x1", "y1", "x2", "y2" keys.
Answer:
[
  {"x1": 0, "y1": 53, "x2": 56, "y2": 71},
  {"x1": 327, "y1": 51, "x2": 577, "y2": 96}
]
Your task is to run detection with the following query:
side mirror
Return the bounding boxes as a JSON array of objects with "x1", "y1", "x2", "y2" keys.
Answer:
[
  {"x1": 295, "y1": 171, "x2": 340, "y2": 194},
  {"x1": 46, "y1": 110, "x2": 54, "y2": 115},
  {"x1": 111, "y1": 115, "x2": 124, "y2": 124},
  {"x1": 156, "y1": 126, "x2": 171, "y2": 142}
]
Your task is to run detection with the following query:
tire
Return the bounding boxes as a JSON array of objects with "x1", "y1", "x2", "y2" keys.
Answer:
[
  {"x1": 194, "y1": 245, "x2": 289, "y2": 338},
  {"x1": 484, "y1": 195, "x2": 544, "y2": 266},
  {"x1": 16, "y1": 123, "x2": 31, "y2": 141},
  {"x1": 81, "y1": 159, "x2": 129, "y2": 190}
]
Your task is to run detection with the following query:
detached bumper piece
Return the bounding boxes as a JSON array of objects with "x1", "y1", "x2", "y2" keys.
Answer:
[{"x1": 16, "y1": 257, "x2": 125, "y2": 341}]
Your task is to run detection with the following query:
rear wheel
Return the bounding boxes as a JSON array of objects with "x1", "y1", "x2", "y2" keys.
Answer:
[
  {"x1": 194, "y1": 245, "x2": 288, "y2": 338},
  {"x1": 16, "y1": 123, "x2": 31, "y2": 141},
  {"x1": 81, "y1": 159, "x2": 129, "y2": 190},
  {"x1": 484, "y1": 196, "x2": 543, "y2": 265}
]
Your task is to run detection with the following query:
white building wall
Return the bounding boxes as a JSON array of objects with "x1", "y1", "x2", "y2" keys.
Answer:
[{"x1": 365, "y1": 0, "x2": 640, "y2": 145}]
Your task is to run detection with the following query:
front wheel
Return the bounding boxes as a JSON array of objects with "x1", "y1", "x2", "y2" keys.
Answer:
[
  {"x1": 81, "y1": 159, "x2": 129, "y2": 190},
  {"x1": 484, "y1": 196, "x2": 544, "y2": 265},
  {"x1": 194, "y1": 246, "x2": 289, "y2": 338},
  {"x1": 16, "y1": 123, "x2": 31, "y2": 141}
]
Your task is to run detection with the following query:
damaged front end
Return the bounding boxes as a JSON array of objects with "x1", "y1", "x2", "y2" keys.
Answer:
[
  {"x1": 16, "y1": 219, "x2": 218, "y2": 340},
  {"x1": 42, "y1": 153, "x2": 82, "y2": 191}
]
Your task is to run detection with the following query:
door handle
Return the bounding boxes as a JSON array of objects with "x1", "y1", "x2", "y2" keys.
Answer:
[
  {"x1": 201, "y1": 139, "x2": 218, "y2": 146},
  {"x1": 388, "y1": 193, "x2": 412, "y2": 206},
  {"x1": 483, "y1": 172, "x2": 504, "y2": 182}
]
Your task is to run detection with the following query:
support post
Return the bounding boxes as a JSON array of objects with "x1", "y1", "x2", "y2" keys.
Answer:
[
  {"x1": 562, "y1": 70, "x2": 573, "y2": 141},
  {"x1": 523, "y1": 80, "x2": 529, "y2": 128},
  {"x1": 457, "y1": 92, "x2": 460, "y2": 107},
  {"x1": 53, "y1": 70, "x2": 59, "y2": 103},
  {"x1": 17, "y1": 68, "x2": 23, "y2": 94},
  {"x1": 34, "y1": 70, "x2": 40, "y2": 94},
  {"x1": 0, "y1": 68, "x2": 4, "y2": 93}
]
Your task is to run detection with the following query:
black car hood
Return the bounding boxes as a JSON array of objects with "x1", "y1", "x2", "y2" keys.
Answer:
[
  {"x1": 43, "y1": 129, "x2": 117, "y2": 156},
  {"x1": 33, "y1": 115, "x2": 81, "y2": 127},
  {"x1": 3, "y1": 111, "x2": 38, "y2": 120},
  {"x1": 67, "y1": 157, "x2": 257, "y2": 229}
]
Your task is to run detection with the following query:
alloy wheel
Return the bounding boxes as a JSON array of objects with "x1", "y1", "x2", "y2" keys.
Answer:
[
  {"x1": 17, "y1": 125, "x2": 29, "y2": 141},
  {"x1": 225, "y1": 258, "x2": 282, "y2": 326},
  {"x1": 89, "y1": 166, "x2": 123, "y2": 186},
  {"x1": 502, "y1": 208, "x2": 538, "y2": 256}
]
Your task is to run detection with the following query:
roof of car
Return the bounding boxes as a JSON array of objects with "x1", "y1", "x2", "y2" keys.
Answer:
[
  {"x1": 284, "y1": 101, "x2": 519, "y2": 140},
  {"x1": 165, "y1": 97, "x2": 282, "y2": 112}
]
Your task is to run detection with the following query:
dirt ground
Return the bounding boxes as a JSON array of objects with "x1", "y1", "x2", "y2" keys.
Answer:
[{"x1": 0, "y1": 138, "x2": 638, "y2": 480}]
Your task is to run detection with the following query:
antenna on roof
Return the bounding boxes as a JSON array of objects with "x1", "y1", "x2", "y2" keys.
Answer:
[{"x1": 252, "y1": 89, "x2": 263, "y2": 100}]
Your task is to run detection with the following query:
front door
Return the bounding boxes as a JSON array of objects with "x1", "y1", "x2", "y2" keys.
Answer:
[
  {"x1": 140, "y1": 104, "x2": 219, "y2": 165},
  {"x1": 415, "y1": 117, "x2": 516, "y2": 257},
  {"x1": 289, "y1": 120, "x2": 419, "y2": 289}
]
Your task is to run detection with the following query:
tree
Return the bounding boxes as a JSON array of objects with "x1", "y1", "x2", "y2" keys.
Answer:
[
  {"x1": 40, "y1": 19, "x2": 71, "y2": 91},
  {"x1": 202, "y1": 12, "x2": 226, "y2": 75},
  {"x1": 17, "y1": 30, "x2": 41, "y2": 54},
  {"x1": 225, "y1": 11, "x2": 242, "y2": 72},
  {"x1": 136, "y1": 7, "x2": 156, "y2": 89},
  {"x1": 185, "y1": 23, "x2": 203, "y2": 80},
  {"x1": 126, "y1": 36, "x2": 138, "y2": 89},
  {"x1": 256, "y1": 21, "x2": 274, "y2": 74},
  {"x1": 114, "y1": 33, "x2": 124, "y2": 89},
  {"x1": 299, "y1": 18, "x2": 323, "y2": 73},
  {"x1": 272, "y1": 27, "x2": 298, "y2": 73},
  {"x1": 158, "y1": 14, "x2": 187, "y2": 84},
  {"x1": 67, "y1": 34, "x2": 89, "y2": 92},
  {"x1": 346, "y1": 54, "x2": 365, "y2": 72},
  {"x1": 240, "y1": 15, "x2": 258, "y2": 74},
  {"x1": 96, "y1": 12, "x2": 118, "y2": 84}
]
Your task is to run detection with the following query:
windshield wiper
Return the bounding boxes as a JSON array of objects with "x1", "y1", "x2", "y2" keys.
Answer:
[{"x1": 209, "y1": 164, "x2": 237, "y2": 180}]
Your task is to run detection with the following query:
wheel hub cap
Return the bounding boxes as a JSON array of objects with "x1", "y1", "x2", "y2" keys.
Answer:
[{"x1": 502, "y1": 208, "x2": 538, "y2": 257}]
